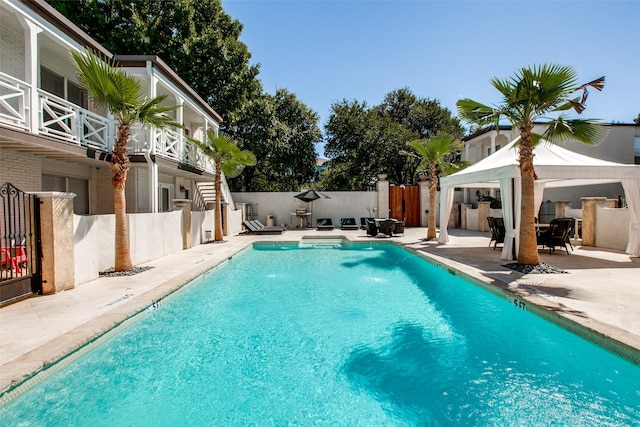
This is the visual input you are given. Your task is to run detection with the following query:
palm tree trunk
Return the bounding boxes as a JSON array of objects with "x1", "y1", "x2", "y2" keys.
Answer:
[
  {"x1": 214, "y1": 164, "x2": 224, "y2": 241},
  {"x1": 111, "y1": 124, "x2": 133, "y2": 271},
  {"x1": 517, "y1": 125, "x2": 540, "y2": 265}
]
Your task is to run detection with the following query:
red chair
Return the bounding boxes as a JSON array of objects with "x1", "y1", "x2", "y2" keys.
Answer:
[{"x1": 1, "y1": 246, "x2": 27, "y2": 271}]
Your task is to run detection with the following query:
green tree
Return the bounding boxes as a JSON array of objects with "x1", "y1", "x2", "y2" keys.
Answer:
[
  {"x1": 406, "y1": 137, "x2": 467, "y2": 239},
  {"x1": 71, "y1": 50, "x2": 180, "y2": 271},
  {"x1": 48, "y1": 0, "x2": 262, "y2": 127},
  {"x1": 228, "y1": 89, "x2": 320, "y2": 191},
  {"x1": 457, "y1": 64, "x2": 604, "y2": 265},
  {"x1": 322, "y1": 89, "x2": 462, "y2": 190},
  {"x1": 634, "y1": 113, "x2": 639, "y2": 124},
  {"x1": 188, "y1": 131, "x2": 256, "y2": 241}
]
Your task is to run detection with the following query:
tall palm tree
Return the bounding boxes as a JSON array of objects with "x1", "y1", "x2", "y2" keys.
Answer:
[
  {"x1": 188, "y1": 130, "x2": 256, "y2": 241},
  {"x1": 71, "y1": 50, "x2": 180, "y2": 271},
  {"x1": 407, "y1": 136, "x2": 467, "y2": 239},
  {"x1": 456, "y1": 64, "x2": 604, "y2": 265}
]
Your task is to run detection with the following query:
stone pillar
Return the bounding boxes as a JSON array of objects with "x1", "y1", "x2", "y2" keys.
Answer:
[
  {"x1": 222, "y1": 202, "x2": 229, "y2": 235},
  {"x1": 448, "y1": 203, "x2": 460, "y2": 228},
  {"x1": 605, "y1": 199, "x2": 617, "y2": 208},
  {"x1": 555, "y1": 201, "x2": 571, "y2": 219},
  {"x1": 376, "y1": 174, "x2": 390, "y2": 219},
  {"x1": 418, "y1": 178, "x2": 429, "y2": 226},
  {"x1": 236, "y1": 203, "x2": 246, "y2": 224},
  {"x1": 173, "y1": 199, "x2": 192, "y2": 250},
  {"x1": 581, "y1": 197, "x2": 606, "y2": 246},
  {"x1": 37, "y1": 192, "x2": 75, "y2": 294},
  {"x1": 461, "y1": 203, "x2": 472, "y2": 230},
  {"x1": 478, "y1": 201, "x2": 491, "y2": 232}
]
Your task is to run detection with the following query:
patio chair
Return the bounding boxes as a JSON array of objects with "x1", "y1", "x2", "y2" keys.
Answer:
[
  {"x1": 316, "y1": 218, "x2": 334, "y2": 230},
  {"x1": 377, "y1": 219, "x2": 396, "y2": 237},
  {"x1": 365, "y1": 219, "x2": 378, "y2": 237},
  {"x1": 340, "y1": 218, "x2": 359, "y2": 230},
  {"x1": 537, "y1": 217, "x2": 573, "y2": 254},
  {"x1": 487, "y1": 217, "x2": 505, "y2": 250},
  {"x1": 392, "y1": 218, "x2": 405, "y2": 235},
  {"x1": 360, "y1": 217, "x2": 374, "y2": 230}
]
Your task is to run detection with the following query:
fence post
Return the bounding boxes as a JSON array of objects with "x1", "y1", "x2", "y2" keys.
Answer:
[
  {"x1": 173, "y1": 199, "x2": 192, "y2": 250},
  {"x1": 554, "y1": 201, "x2": 571, "y2": 219},
  {"x1": 581, "y1": 197, "x2": 606, "y2": 247},
  {"x1": 376, "y1": 174, "x2": 389, "y2": 219},
  {"x1": 478, "y1": 201, "x2": 491, "y2": 232},
  {"x1": 36, "y1": 192, "x2": 75, "y2": 294}
]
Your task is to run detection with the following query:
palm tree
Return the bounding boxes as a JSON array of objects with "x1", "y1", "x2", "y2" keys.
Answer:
[
  {"x1": 406, "y1": 136, "x2": 467, "y2": 240},
  {"x1": 188, "y1": 130, "x2": 256, "y2": 241},
  {"x1": 456, "y1": 64, "x2": 604, "y2": 265},
  {"x1": 71, "y1": 50, "x2": 180, "y2": 271}
]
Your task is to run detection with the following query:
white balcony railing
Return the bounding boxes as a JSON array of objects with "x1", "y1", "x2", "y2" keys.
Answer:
[
  {"x1": 1, "y1": 74, "x2": 217, "y2": 175},
  {"x1": 0, "y1": 71, "x2": 30, "y2": 131}
]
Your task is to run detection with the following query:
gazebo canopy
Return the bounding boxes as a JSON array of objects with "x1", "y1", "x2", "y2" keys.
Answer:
[{"x1": 438, "y1": 137, "x2": 640, "y2": 258}]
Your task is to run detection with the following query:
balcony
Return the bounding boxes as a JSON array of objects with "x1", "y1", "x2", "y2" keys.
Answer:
[{"x1": 1, "y1": 71, "x2": 212, "y2": 173}]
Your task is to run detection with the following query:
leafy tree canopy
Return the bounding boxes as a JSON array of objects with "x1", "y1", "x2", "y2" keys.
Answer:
[{"x1": 321, "y1": 88, "x2": 463, "y2": 190}]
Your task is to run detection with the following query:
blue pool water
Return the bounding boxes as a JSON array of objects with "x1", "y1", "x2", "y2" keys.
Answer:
[{"x1": 1, "y1": 242, "x2": 639, "y2": 425}]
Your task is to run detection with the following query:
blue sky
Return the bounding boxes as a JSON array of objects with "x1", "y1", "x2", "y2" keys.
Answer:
[{"x1": 223, "y1": 0, "x2": 639, "y2": 155}]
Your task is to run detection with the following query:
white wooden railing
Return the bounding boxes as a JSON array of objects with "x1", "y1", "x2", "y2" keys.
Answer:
[
  {"x1": 1, "y1": 73, "x2": 218, "y2": 177},
  {"x1": 0, "y1": 71, "x2": 30, "y2": 131}
]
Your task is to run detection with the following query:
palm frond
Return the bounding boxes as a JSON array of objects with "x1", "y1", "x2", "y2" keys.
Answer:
[
  {"x1": 456, "y1": 99, "x2": 500, "y2": 127},
  {"x1": 542, "y1": 116, "x2": 605, "y2": 145}
]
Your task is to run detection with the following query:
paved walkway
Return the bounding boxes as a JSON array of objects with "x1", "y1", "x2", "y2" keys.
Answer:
[{"x1": 1, "y1": 227, "x2": 639, "y2": 394}]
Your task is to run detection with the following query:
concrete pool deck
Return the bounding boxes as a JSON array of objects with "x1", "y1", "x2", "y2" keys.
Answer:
[{"x1": 1, "y1": 227, "x2": 639, "y2": 394}]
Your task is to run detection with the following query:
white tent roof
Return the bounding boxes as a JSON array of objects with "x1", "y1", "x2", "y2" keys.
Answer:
[
  {"x1": 438, "y1": 137, "x2": 640, "y2": 258},
  {"x1": 442, "y1": 137, "x2": 640, "y2": 189}
]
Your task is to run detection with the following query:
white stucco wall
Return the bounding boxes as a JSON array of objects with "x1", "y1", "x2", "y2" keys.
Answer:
[
  {"x1": 595, "y1": 207, "x2": 629, "y2": 251},
  {"x1": 231, "y1": 191, "x2": 378, "y2": 230},
  {"x1": 74, "y1": 211, "x2": 183, "y2": 285}
]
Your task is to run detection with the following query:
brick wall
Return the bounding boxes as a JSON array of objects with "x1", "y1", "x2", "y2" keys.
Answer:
[
  {"x1": 0, "y1": 149, "x2": 41, "y2": 191},
  {"x1": 0, "y1": 24, "x2": 25, "y2": 80}
]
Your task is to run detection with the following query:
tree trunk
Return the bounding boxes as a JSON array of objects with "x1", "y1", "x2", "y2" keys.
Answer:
[
  {"x1": 517, "y1": 125, "x2": 540, "y2": 265},
  {"x1": 214, "y1": 164, "x2": 224, "y2": 241},
  {"x1": 111, "y1": 124, "x2": 133, "y2": 271}
]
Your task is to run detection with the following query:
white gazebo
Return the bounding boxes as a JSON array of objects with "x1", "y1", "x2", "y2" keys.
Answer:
[{"x1": 438, "y1": 137, "x2": 640, "y2": 259}]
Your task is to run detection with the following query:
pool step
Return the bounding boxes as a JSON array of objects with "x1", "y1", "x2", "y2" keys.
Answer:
[{"x1": 298, "y1": 239, "x2": 344, "y2": 248}]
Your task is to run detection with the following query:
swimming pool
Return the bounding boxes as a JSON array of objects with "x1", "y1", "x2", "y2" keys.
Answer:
[{"x1": 1, "y1": 241, "x2": 639, "y2": 425}]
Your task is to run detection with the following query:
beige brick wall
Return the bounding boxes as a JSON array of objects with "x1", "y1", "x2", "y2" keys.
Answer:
[
  {"x1": 0, "y1": 149, "x2": 41, "y2": 191},
  {"x1": 0, "y1": 24, "x2": 25, "y2": 80}
]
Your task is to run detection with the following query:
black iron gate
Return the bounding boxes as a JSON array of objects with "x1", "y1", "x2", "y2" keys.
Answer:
[{"x1": 1, "y1": 182, "x2": 41, "y2": 305}]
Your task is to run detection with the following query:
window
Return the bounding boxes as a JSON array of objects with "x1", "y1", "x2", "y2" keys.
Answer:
[
  {"x1": 42, "y1": 174, "x2": 89, "y2": 214},
  {"x1": 40, "y1": 66, "x2": 88, "y2": 108}
]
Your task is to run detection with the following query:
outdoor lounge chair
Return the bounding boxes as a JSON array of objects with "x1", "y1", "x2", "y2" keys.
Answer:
[
  {"x1": 316, "y1": 218, "x2": 334, "y2": 230},
  {"x1": 537, "y1": 217, "x2": 573, "y2": 254},
  {"x1": 253, "y1": 220, "x2": 288, "y2": 231},
  {"x1": 487, "y1": 217, "x2": 505, "y2": 250},
  {"x1": 340, "y1": 218, "x2": 359, "y2": 230},
  {"x1": 242, "y1": 220, "x2": 285, "y2": 235}
]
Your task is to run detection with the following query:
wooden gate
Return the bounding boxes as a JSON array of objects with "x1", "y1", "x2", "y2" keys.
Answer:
[
  {"x1": 1, "y1": 182, "x2": 41, "y2": 305},
  {"x1": 389, "y1": 185, "x2": 420, "y2": 226}
]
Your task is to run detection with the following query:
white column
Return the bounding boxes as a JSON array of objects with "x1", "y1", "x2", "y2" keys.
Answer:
[
  {"x1": 22, "y1": 19, "x2": 42, "y2": 134},
  {"x1": 148, "y1": 72, "x2": 159, "y2": 213},
  {"x1": 490, "y1": 133, "x2": 497, "y2": 197}
]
